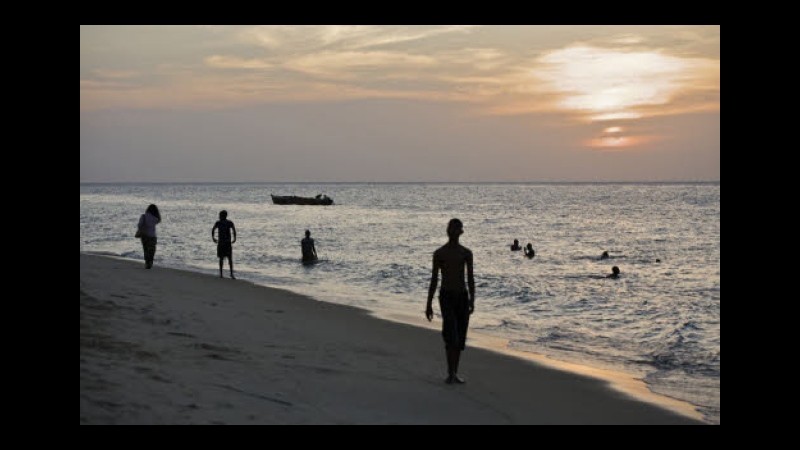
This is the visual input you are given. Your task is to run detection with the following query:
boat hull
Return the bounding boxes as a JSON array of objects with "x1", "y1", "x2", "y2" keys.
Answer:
[{"x1": 271, "y1": 195, "x2": 334, "y2": 205}]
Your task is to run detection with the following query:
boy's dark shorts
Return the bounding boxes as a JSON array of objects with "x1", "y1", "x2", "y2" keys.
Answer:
[
  {"x1": 218, "y1": 241, "x2": 232, "y2": 258},
  {"x1": 439, "y1": 289, "x2": 470, "y2": 350}
]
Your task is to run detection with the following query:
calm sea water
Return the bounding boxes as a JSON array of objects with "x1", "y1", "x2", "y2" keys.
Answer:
[{"x1": 80, "y1": 183, "x2": 720, "y2": 423}]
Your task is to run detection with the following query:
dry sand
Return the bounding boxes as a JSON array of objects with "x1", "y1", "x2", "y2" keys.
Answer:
[{"x1": 80, "y1": 254, "x2": 703, "y2": 424}]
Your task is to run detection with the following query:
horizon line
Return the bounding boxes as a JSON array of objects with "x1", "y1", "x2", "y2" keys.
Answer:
[{"x1": 81, "y1": 180, "x2": 720, "y2": 185}]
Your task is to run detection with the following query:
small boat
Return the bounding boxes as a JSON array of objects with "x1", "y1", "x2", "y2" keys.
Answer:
[{"x1": 271, "y1": 194, "x2": 334, "y2": 206}]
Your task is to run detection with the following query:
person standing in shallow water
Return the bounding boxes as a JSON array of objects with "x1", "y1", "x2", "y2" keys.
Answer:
[
  {"x1": 301, "y1": 229, "x2": 318, "y2": 263},
  {"x1": 137, "y1": 204, "x2": 161, "y2": 269},
  {"x1": 426, "y1": 218, "x2": 475, "y2": 384},
  {"x1": 212, "y1": 210, "x2": 237, "y2": 279}
]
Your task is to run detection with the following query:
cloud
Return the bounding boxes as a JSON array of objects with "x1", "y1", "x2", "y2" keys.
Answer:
[
  {"x1": 239, "y1": 25, "x2": 475, "y2": 51},
  {"x1": 80, "y1": 79, "x2": 138, "y2": 90},
  {"x1": 533, "y1": 45, "x2": 719, "y2": 122},
  {"x1": 284, "y1": 51, "x2": 437, "y2": 78},
  {"x1": 585, "y1": 123, "x2": 662, "y2": 150},
  {"x1": 81, "y1": 69, "x2": 143, "y2": 91},
  {"x1": 205, "y1": 55, "x2": 273, "y2": 70},
  {"x1": 586, "y1": 134, "x2": 660, "y2": 150},
  {"x1": 439, "y1": 48, "x2": 509, "y2": 71},
  {"x1": 81, "y1": 26, "x2": 719, "y2": 124},
  {"x1": 342, "y1": 25, "x2": 475, "y2": 49},
  {"x1": 91, "y1": 69, "x2": 140, "y2": 79},
  {"x1": 606, "y1": 34, "x2": 645, "y2": 45}
]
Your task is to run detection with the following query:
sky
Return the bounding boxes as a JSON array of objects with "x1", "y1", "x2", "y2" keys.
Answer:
[{"x1": 80, "y1": 25, "x2": 720, "y2": 182}]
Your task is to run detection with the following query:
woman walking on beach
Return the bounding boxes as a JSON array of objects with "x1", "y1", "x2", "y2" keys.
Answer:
[{"x1": 136, "y1": 204, "x2": 161, "y2": 269}]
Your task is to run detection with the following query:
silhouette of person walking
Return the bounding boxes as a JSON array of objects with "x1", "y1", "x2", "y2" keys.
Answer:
[
  {"x1": 524, "y1": 243, "x2": 535, "y2": 259},
  {"x1": 301, "y1": 229, "x2": 318, "y2": 263},
  {"x1": 137, "y1": 204, "x2": 161, "y2": 269},
  {"x1": 426, "y1": 218, "x2": 475, "y2": 384},
  {"x1": 212, "y1": 210, "x2": 237, "y2": 279}
]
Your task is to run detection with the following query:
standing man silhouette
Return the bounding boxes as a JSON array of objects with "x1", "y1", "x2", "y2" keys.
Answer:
[
  {"x1": 301, "y1": 229, "x2": 318, "y2": 263},
  {"x1": 212, "y1": 210, "x2": 237, "y2": 279},
  {"x1": 426, "y1": 218, "x2": 475, "y2": 384}
]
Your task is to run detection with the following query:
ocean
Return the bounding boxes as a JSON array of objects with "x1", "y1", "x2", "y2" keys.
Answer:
[{"x1": 80, "y1": 182, "x2": 720, "y2": 423}]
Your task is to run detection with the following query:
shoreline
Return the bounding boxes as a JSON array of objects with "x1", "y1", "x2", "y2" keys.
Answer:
[
  {"x1": 80, "y1": 253, "x2": 705, "y2": 424},
  {"x1": 372, "y1": 309, "x2": 704, "y2": 422}
]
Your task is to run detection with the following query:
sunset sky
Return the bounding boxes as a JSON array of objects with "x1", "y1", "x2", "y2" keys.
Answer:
[{"x1": 80, "y1": 25, "x2": 719, "y2": 182}]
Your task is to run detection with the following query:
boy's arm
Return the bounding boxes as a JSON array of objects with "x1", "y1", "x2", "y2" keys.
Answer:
[
  {"x1": 467, "y1": 250, "x2": 475, "y2": 314},
  {"x1": 426, "y1": 254, "x2": 439, "y2": 321}
]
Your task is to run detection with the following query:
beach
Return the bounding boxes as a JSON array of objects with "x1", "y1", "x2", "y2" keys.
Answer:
[{"x1": 80, "y1": 253, "x2": 704, "y2": 424}]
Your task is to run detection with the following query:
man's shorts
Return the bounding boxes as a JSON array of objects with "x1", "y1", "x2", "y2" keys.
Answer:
[
  {"x1": 217, "y1": 241, "x2": 232, "y2": 258},
  {"x1": 439, "y1": 289, "x2": 470, "y2": 350}
]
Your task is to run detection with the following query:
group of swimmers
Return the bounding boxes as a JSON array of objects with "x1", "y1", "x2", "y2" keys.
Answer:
[
  {"x1": 510, "y1": 239, "x2": 622, "y2": 278},
  {"x1": 510, "y1": 239, "x2": 535, "y2": 258}
]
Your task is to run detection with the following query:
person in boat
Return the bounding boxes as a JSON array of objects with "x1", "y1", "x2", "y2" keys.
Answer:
[
  {"x1": 301, "y1": 229, "x2": 318, "y2": 262},
  {"x1": 524, "y1": 243, "x2": 535, "y2": 259},
  {"x1": 510, "y1": 239, "x2": 522, "y2": 251}
]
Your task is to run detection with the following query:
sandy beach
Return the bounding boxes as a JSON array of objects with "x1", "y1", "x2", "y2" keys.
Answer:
[{"x1": 80, "y1": 253, "x2": 704, "y2": 425}]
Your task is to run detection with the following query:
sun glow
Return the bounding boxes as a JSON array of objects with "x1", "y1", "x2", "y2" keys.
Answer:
[
  {"x1": 587, "y1": 134, "x2": 656, "y2": 149},
  {"x1": 536, "y1": 45, "x2": 718, "y2": 122}
]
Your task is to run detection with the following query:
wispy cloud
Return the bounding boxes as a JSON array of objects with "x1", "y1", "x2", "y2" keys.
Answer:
[
  {"x1": 205, "y1": 55, "x2": 273, "y2": 70},
  {"x1": 239, "y1": 25, "x2": 474, "y2": 51},
  {"x1": 91, "y1": 69, "x2": 140, "y2": 79},
  {"x1": 80, "y1": 79, "x2": 139, "y2": 90},
  {"x1": 342, "y1": 25, "x2": 474, "y2": 49},
  {"x1": 606, "y1": 34, "x2": 646, "y2": 45},
  {"x1": 284, "y1": 51, "x2": 437, "y2": 78},
  {"x1": 81, "y1": 69, "x2": 143, "y2": 92},
  {"x1": 439, "y1": 48, "x2": 509, "y2": 71}
]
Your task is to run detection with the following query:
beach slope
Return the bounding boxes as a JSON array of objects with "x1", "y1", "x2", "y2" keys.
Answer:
[{"x1": 80, "y1": 254, "x2": 702, "y2": 424}]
